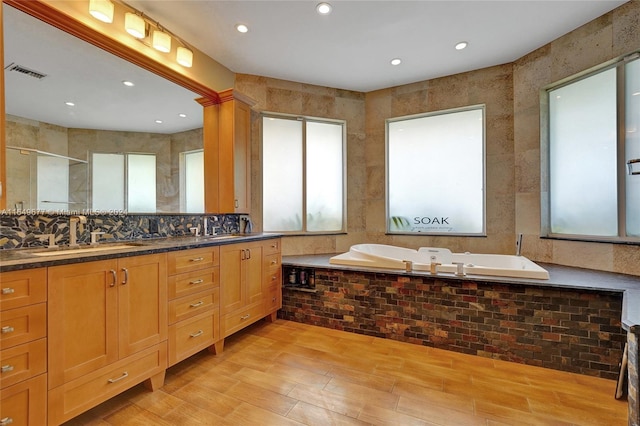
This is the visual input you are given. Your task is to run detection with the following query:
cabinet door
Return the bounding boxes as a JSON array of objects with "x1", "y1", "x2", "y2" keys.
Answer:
[
  {"x1": 48, "y1": 260, "x2": 118, "y2": 389},
  {"x1": 233, "y1": 100, "x2": 251, "y2": 213},
  {"x1": 118, "y1": 253, "x2": 167, "y2": 358},
  {"x1": 220, "y1": 244, "x2": 244, "y2": 314},
  {"x1": 245, "y1": 243, "x2": 263, "y2": 306}
]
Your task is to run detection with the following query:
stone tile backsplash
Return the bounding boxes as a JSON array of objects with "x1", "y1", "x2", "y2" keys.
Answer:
[{"x1": 0, "y1": 213, "x2": 242, "y2": 249}]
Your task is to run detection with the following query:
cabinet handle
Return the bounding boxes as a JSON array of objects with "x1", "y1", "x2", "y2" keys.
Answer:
[
  {"x1": 235, "y1": 199, "x2": 239, "y2": 208},
  {"x1": 1, "y1": 365, "x2": 14, "y2": 373},
  {"x1": 189, "y1": 279, "x2": 204, "y2": 285},
  {"x1": 271, "y1": 275, "x2": 277, "y2": 281},
  {"x1": 271, "y1": 260, "x2": 278, "y2": 265},
  {"x1": 107, "y1": 371, "x2": 129, "y2": 383},
  {"x1": 0, "y1": 417, "x2": 14, "y2": 426},
  {"x1": 247, "y1": 249, "x2": 251, "y2": 260},
  {"x1": 240, "y1": 314, "x2": 250, "y2": 320},
  {"x1": 241, "y1": 250, "x2": 246, "y2": 261},
  {"x1": 121, "y1": 268, "x2": 129, "y2": 285},
  {"x1": 190, "y1": 257, "x2": 204, "y2": 262},
  {"x1": 189, "y1": 301, "x2": 204, "y2": 308},
  {"x1": 1, "y1": 326, "x2": 14, "y2": 334},
  {"x1": 271, "y1": 243, "x2": 278, "y2": 249},
  {"x1": 190, "y1": 330, "x2": 204, "y2": 338},
  {"x1": 1, "y1": 288, "x2": 14, "y2": 295},
  {"x1": 109, "y1": 269, "x2": 117, "y2": 287}
]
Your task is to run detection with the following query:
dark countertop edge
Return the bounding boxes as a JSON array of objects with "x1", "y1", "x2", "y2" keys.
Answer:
[
  {"x1": 0, "y1": 233, "x2": 282, "y2": 272},
  {"x1": 282, "y1": 253, "x2": 640, "y2": 330}
]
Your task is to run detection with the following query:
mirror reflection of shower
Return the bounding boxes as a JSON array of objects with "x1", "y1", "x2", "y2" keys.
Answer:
[{"x1": 6, "y1": 145, "x2": 88, "y2": 212}]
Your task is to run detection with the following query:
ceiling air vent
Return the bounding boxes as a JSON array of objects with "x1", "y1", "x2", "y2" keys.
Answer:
[{"x1": 5, "y1": 63, "x2": 48, "y2": 79}]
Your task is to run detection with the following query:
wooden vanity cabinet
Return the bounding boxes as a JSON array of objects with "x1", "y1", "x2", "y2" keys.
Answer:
[
  {"x1": 167, "y1": 246, "x2": 221, "y2": 366},
  {"x1": 0, "y1": 268, "x2": 47, "y2": 426},
  {"x1": 220, "y1": 238, "x2": 281, "y2": 339},
  {"x1": 47, "y1": 253, "x2": 167, "y2": 425}
]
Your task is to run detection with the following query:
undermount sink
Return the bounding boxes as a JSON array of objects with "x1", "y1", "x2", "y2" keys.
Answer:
[{"x1": 30, "y1": 243, "x2": 144, "y2": 257}]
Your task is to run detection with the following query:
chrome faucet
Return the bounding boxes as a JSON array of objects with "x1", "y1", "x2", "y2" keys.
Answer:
[
  {"x1": 90, "y1": 231, "x2": 105, "y2": 246},
  {"x1": 202, "y1": 217, "x2": 209, "y2": 236},
  {"x1": 69, "y1": 215, "x2": 87, "y2": 248}
]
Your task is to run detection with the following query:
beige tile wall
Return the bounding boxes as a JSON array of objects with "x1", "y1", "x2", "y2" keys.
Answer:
[{"x1": 239, "y1": 1, "x2": 640, "y2": 276}]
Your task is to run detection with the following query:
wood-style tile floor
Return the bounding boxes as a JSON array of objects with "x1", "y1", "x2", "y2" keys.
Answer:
[{"x1": 63, "y1": 319, "x2": 627, "y2": 426}]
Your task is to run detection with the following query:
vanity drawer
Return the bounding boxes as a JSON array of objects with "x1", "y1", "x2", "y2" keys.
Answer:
[
  {"x1": 0, "y1": 338, "x2": 46, "y2": 389},
  {"x1": 264, "y1": 268, "x2": 281, "y2": 288},
  {"x1": 168, "y1": 268, "x2": 218, "y2": 300},
  {"x1": 167, "y1": 247, "x2": 219, "y2": 275},
  {"x1": 48, "y1": 342, "x2": 167, "y2": 425},
  {"x1": 265, "y1": 284, "x2": 282, "y2": 314},
  {"x1": 168, "y1": 288, "x2": 219, "y2": 324},
  {"x1": 0, "y1": 268, "x2": 46, "y2": 311},
  {"x1": 264, "y1": 253, "x2": 281, "y2": 273},
  {"x1": 168, "y1": 310, "x2": 219, "y2": 366},
  {"x1": 222, "y1": 303, "x2": 264, "y2": 338},
  {"x1": 0, "y1": 303, "x2": 46, "y2": 350},
  {"x1": 263, "y1": 239, "x2": 281, "y2": 256},
  {"x1": 0, "y1": 373, "x2": 47, "y2": 426}
]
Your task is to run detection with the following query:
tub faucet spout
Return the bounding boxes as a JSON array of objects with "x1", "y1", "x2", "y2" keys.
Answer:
[
  {"x1": 430, "y1": 262, "x2": 441, "y2": 275},
  {"x1": 453, "y1": 262, "x2": 466, "y2": 277},
  {"x1": 402, "y1": 260, "x2": 413, "y2": 272}
]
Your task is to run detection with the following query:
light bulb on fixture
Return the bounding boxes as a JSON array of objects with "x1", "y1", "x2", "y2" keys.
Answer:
[
  {"x1": 152, "y1": 30, "x2": 171, "y2": 53},
  {"x1": 89, "y1": 0, "x2": 114, "y2": 23},
  {"x1": 177, "y1": 46, "x2": 193, "y2": 67},
  {"x1": 125, "y1": 12, "x2": 146, "y2": 38}
]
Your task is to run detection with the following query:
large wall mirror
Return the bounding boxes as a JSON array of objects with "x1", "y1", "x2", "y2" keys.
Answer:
[{"x1": 3, "y1": 3, "x2": 207, "y2": 214}]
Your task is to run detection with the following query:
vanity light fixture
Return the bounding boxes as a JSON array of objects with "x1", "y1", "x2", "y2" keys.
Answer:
[
  {"x1": 390, "y1": 58, "x2": 402, "y2": 66},
  {"x1": 176, "y1": 46, "x2": 193, "y2": 67},
  {"x1": 455, "y1": 41, "x2": 468, "y2": 50},
  {"x1": 89, "y1": 0, "x2": 114, "y2": 23},
  {"x1": 235, "y1": 24, "x2": 249, "y2": 33},
  {"x1": 316, "y1": 2, "x2": 332, "y2": 15},
  {"x1": 152, "y1": 29, "x2": 171, "y2": 53},
  {"x1": 125, "y1": 12, "x2": 146, "y2": 39}
]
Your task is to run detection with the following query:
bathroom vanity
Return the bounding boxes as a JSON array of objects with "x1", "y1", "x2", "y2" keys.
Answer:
[{"x1": 0, "y1": 233, "x2": 281, "y2": 425}]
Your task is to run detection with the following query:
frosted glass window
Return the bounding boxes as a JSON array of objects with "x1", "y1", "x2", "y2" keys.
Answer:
[
  {"x1": 306, "y1": 122, "x2": 344, "y2": 231},
  {"x1": 387, "y1": 107, "x2": 485, "y2": 235},
  {"x1": 180, "y1": 150, "x2": 204, "y2": 213},
  {"x1": 549, "y1": 69, "x2": 618, "y2": 236},
  {"x1": 92, "y1": 153, "x2": 125, "y2": 212},
  {"x1": 127, "y1": 154, "x2": 156, "y2": 213},
  {"x1": 37, "y1": 155, "x2": 69, "y2": 211},
  {"x1": 262, "y1": 115, "x2": 345, "y2": 233},
  {"x1": 626, "y1": 59, "x2": 640, "y2": 237}
]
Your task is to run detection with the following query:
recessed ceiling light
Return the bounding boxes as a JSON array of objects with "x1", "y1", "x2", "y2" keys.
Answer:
[
  {"x1": 235, "y1": 24, "x2": 249, "y2": 33},
  {"x1": 390, "y1": 58, "x2": 402, "y2": 66},
  {"x1": 179, "y1": 113, "x2": 187, "y2": 118},
  {"x1": 65, "y1": 101, "x2": 75, "y2": 107},
  {"x1": 633, "y1": 91, "x2": 640, "y2": 96},
  {"x1": 455, "y1": 41, "x2": 468, "y2": 50},
  {"x1": 122, "y1": 80, "x2": 135, "y2": 87},
  {"x1": 316, "y1": 2, "x2": 332, "y2": 14},
  {"x1": 155, "y1": 120, "x2": 163, "y2": 124}
]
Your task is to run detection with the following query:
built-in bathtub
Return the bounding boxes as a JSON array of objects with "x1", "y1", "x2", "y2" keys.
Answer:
[{"x1": 329, "y1": 243, "x2": 550, "y2": 280}]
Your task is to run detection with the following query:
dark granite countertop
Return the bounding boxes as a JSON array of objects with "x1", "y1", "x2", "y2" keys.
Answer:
[
  {"x1": 0, "y1": 233, "x2": 281, "y2": 272},
  {"x1": 283, "y1": 254, "x2": 640, "y2": 331}
]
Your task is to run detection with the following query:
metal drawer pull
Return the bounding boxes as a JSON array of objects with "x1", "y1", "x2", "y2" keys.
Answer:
[
  {"x1": 190, "y1": 330, "x2": 204, "y2": 338},
  {"x1": 189, "y1": 301, "x2": 204, "y2": 308},
  {"x1": 1, "y1": 365, "x2": 14, "y2": 373},
  {"x1": 271, "y1": 260, "x2": 278, "y2": 265},
  {"x1": 271, "y1": 243, "x2": 278, "y2": 249},
  {"x1": 0, "y1": 417, "x2": 14, "y2": 425},
  {"x1": 190, "y1": 257, "x2": 204, "y2": 262},
  {"x1": 271, "y1": 275, "x2": 277, "y2": 281},
  {"x1": 1, "y1": 288, "x2": 14, "y2": 295},
  {"x1": 121, "y1": 268, "x2": 129, "y2": 285},
  {"x1": 240, "y1": 314, "x2": 250, "y2": 320},
  {"x1": 189, "y1": 279, "x2": 204, "y2": 285},
  {"x1": 109, "y1": 269, "x2": 117, "y2": 287},
  {"x1": 246, "y1": 249, "x2": 251, "y2": 260},
  {"x1": 107, "y1": 371, "x2": 129, "y2": 383},
  {"x1": 1, "y1": 326, "x2": 14, "y2": 334}
]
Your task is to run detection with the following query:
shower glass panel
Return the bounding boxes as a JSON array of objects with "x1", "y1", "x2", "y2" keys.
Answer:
[
  {"x1": 626, "y1": 58, "x2": 640, "y2": 237},
  {"x1": 180, "y1": 149, "x2": 204, "y2": 213}
]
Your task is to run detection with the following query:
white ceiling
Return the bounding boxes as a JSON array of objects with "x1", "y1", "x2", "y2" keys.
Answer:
[
  {"x1": 3, "y1": 1, "x2": 629, "y2": 133},
  {"x1": 130, "y1": 0, "x2": 629, "y2": 92}
]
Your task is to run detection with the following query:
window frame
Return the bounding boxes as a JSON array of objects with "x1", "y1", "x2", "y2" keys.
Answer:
[
  {"x1": 541, "y1": 50, "x2": 640, "y2": 244},
  {"x1": 261, "y1": 112, "x2": 347, "y2": 235},
  {"x1": 385, "y1": 104, "x2": 487, "y2": 236}
]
